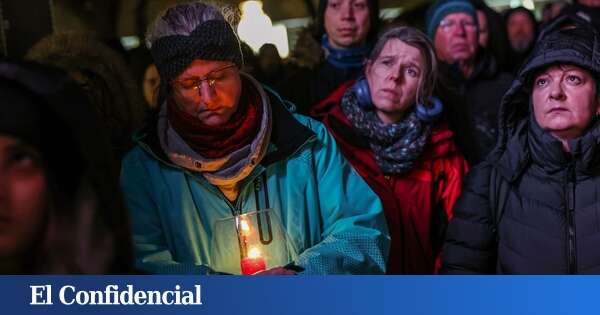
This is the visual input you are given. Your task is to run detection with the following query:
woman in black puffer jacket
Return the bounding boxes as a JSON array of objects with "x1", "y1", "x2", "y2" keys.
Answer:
[{"x1": 441, "y1": 15, "x2": 600, "y2": 274}]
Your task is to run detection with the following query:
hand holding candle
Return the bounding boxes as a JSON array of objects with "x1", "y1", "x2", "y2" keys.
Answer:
[{"x1": 211, "y1": 210, "x2": 287, "y2": 275}]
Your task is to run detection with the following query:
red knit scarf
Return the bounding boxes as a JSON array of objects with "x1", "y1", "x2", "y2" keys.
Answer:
[{"x1": 167, "y1": 80, "x2": 263, "y2": 159}]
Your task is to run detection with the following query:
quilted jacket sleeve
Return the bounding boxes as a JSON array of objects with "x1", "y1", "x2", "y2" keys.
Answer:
[{"x1": 440, "y1": 163, "x2": 497, "y2": 274}]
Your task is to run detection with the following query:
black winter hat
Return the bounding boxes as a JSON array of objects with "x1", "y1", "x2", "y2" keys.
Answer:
[
  {"x1": 504, "y1": 7, "x2": 537, "y2": 24},
  {"x1": 519, "y1": 14, "x2": 600, "y2": 81},
  {"x1": 0, "y1": 62, "x2": 69, "y2": 151},
  {"x1": 0, "y1": 60, "x2": 114, "y2": 196}
]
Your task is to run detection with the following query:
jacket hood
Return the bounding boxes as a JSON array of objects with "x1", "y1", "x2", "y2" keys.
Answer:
[{"x1": 489, "y1": 15, "x2": 600, "y2": 179}]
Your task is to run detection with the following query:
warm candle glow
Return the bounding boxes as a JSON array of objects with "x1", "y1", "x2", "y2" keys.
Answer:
[
  {"x1": 248, "y1": 247, "x2": 261, "y2": 259},
  {"x1": 240, "y1": 218, "x2": 250, "y2": 233}
]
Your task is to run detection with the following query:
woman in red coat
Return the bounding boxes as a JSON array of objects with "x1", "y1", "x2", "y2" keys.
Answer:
[{"x1": 311, "y1": 26, "x2": 467, "y2": 274}]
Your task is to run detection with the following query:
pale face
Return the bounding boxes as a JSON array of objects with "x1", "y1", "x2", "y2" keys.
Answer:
[
  {"x1": 0, "y1": 135, "x2": 47, "y2": 264},
  {"x1": 171, "y1": 59, "x2": 242, "y2": 127},
  {"x1": 365, "y1": 39, "x2": 424, "y2": 124},
  {"x1": 477, "y1": 10, "x2": 489, "y2": 48},
  {"x1": 434, "y1": 13, "x2": 478, "y2": 64},
  {"x1": 324, "y1": 0, "x2": 371, "y2": 48},
  {"x1": 532, "y1": 65, "x2": 600, "y2": 141},
  {"x1": 507, "y1": 11, "x2": 536, "y2": 53}
]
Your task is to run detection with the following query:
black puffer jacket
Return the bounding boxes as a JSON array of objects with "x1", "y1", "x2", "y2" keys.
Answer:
[{"x1": 441, "y1": 16, "x2": 600, "y2": 274}]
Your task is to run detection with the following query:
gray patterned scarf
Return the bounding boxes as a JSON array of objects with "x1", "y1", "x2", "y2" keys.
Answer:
[{"x1": 340, "y1": 89, "x2": 431, "y2": 174}]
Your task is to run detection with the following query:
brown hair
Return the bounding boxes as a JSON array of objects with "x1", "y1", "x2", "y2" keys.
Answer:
[{"x1": 367, "y1": 26, "x2": 438, "y2": 106}]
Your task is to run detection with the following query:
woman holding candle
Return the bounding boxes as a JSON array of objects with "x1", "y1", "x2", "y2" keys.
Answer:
[
  {"x1": 310, "y1": 26, "x2": 468, "y2": 274},
  {"x1": 120, "y1": 1, "x2": 389, "y2": 275}
]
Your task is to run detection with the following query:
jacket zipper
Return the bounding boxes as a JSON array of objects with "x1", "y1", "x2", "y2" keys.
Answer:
[
  {"x1": 137, "y1": 132, "x2": 315, "y2": 217},
  {"x1": 566, "y1": 161, "x2": 577, "y2": 274}
]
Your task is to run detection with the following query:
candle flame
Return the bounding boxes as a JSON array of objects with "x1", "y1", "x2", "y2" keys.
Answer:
[
  {"x1": 240, "y1": 218, "x2": 250, "y2": 232},
  {"x1": 248, "y1": 247, "x2": 262, "y2": 259}
]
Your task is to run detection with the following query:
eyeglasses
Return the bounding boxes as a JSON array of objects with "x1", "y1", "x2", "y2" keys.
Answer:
[
  {"x1": 438, "y1": 19, "x2": 477, "y2": 33},
  {"x1": 171, "y1": 64, "x2": 238, "y2": 98}
]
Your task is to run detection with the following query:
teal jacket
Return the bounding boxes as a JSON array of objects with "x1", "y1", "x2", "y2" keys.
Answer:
[{"x1": 121, "y1": 87, "x2": 389, "y2": 274}]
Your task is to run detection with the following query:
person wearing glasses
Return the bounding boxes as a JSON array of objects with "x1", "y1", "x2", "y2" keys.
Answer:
[
  {"x1": 426, "y1": 0, "x2": 513, "y2": 166},
  {"x1": 120, "y1": 1, "x2": 389, "y2": 275},
  {"x1": 311, "y1": 26, "x2": 467, "y2": 274}
]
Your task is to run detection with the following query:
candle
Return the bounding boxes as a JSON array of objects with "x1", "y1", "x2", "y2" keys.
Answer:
[{"x1": 241, "y1": 247, "x2": 266, "y2": 275}]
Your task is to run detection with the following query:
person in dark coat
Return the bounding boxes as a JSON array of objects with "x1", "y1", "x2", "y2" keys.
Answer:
[
  {"x1": 469, "y1": 0, "x2": 512, "y2": 73},
  {"x1": 441, "y1": 15, "x2": 600, "y2": 274},
  {"x1": 254, "y1": 44, "x2": 289, "y2": 92},
  {"x1": 0, "y1": 61, "x2": 133, "y2": 273},
  {"x1": 311, "y1": 26, "x2": 468, "y2": 274},
  {"x1": 279, "y1": 0, "x2": 380, "y2": 114},
  {"x1": 426, "y1": 0, "x2": 513, "y2": 166},
  {"x1": 561, "y1": 0, "x2": 600, "y2": 31},
  {"x1": 504, "y1": 7, "x2": 538, "y2": 74}
]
